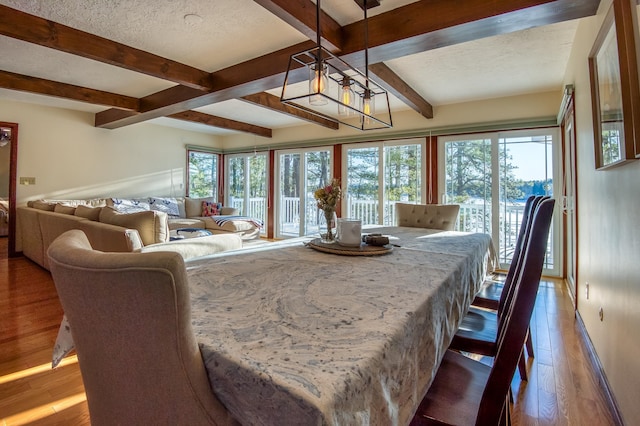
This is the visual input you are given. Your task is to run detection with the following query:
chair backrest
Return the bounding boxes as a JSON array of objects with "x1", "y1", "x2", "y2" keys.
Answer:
[
  {"x1": 395, "y1": 203, "x2": 461, "y2": 231},
  {"x1": 47, "y1": 230, "x2": 237, "y2": 426},
  {"x1": 475, "y1": 198, "x2": 555, "y2": 424},
  {"x1": 497, "y1": 195, "x2": 547, "y2": 315}
]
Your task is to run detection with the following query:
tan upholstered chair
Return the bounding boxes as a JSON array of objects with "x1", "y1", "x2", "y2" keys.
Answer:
[
  {"x1": 395, "y1": 203, "x2": 461, "y2": 231},
  {"x1": 47, "y1": 230, "x2": 238, "y2": 426}
]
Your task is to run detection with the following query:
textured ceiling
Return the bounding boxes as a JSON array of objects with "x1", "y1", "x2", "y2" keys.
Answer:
[{"x1": 0, "y1": 0, "x2": 583, "y2": 136}]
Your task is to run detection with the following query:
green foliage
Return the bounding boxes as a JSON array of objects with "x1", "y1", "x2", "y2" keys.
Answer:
[{"x1": 188, "y1": 151, "x2": 217, "y2": 198}]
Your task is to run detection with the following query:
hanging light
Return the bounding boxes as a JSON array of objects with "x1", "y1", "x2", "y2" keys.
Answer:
[
  {"x1": 338, "y1": 77, "x2": 355, "y2": 116},
  {"x1": 280, "y1": 0, "x2": 392, "y2": 130},
  {"x1": 309, "y1": 61, "x2": 328, "y2": 106}
]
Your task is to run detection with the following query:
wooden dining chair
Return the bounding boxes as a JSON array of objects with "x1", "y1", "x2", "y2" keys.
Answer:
[
  {"x1": 453, "y1": 196, "x2": 548, "y2": 381},
  {"x1": 468, "y1": 195, "x2": 549, "y2": 381},
  {"x1": 411, "y1": 198, "x2": 556, "y2": 425}
]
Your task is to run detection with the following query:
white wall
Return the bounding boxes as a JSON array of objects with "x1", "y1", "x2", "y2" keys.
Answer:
[
  {"x1": 563, "y1": 2, "x2": 640, "y2": 423},
  {"x1": 0, "y1": 99, "x2": 222, "y2": 204},
  {"x1": 222, "y1": 90, "x2": 562, "y2": 150}
]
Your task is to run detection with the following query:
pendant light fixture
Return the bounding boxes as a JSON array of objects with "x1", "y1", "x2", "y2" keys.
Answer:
[{"x1": 280, "y1": 0, "x2": 392, "y2": 131}]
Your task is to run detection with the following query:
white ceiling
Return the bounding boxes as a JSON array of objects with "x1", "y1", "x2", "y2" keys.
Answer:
[{"x1": 0, "y1": 0, "x2": 583, "y2": 136}]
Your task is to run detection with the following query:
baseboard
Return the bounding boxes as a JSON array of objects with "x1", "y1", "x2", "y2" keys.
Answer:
[{"x1": 575, "y1": 311, "x2": 625, "y2": 426}]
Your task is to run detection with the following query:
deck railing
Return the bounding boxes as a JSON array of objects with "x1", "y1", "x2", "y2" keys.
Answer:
[{"x1": 242, "y1": 197, "x2": 551, "y2": 268}]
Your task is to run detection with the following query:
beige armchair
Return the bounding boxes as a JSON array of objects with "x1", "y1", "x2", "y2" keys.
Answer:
[
  {"x1": 395, "y1": 203, "x2": 460, "y2": 231},
  {"x1": 47, "y1": 230, "x2": 238, "y2": 426}
]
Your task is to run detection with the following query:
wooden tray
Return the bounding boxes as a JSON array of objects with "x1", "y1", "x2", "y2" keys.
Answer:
[{"x1": 306, "y1": 238, "x2": 393, "y2": 256}]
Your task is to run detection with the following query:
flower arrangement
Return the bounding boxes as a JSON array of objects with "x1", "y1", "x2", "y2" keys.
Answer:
[
  {"x1": 313, "y1": 178, "x2": 342, "y2": 211},
  {"x1": 314, "y1": 178, "x2": 341, "y2": 242}
]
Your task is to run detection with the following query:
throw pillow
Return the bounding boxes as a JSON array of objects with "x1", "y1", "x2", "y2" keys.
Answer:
[
  {"x1": 32, "y1": 200, "x2": 56, "y2": 211},
  {"x1": 110, "y1": 198, "x2": 150, "y2": 214},
  {"x1": 54, "y1": 204, "x2": 76, "y2": 215},
  {"x1": 202, "y1": 201, "x2": 222, "y2": 217},
  {"x1": 149, "y1": 197, "x2": 181, "y2": 218},
  {"x1": 74, "y1": 204, "x2": 102, "y2": 221}
]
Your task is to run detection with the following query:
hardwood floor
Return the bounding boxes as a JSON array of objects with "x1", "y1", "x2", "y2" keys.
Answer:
[{"x1": 0, "y1": 237, "x2": 617, "y2": 425}]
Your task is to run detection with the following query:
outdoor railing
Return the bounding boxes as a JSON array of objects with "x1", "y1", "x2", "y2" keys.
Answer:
[{"x1": 239, "y1": 197, "x2": 551, "y2": 269}]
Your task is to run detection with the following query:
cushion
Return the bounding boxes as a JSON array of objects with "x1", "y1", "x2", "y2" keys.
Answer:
[
  {"x1": 32, "y1": 200, "x2": 56, "y2": 211},
  {"x1": 149, "y1": 197, "x2": 181, "y2": 218},
  {"x1": 185, "y1": 196, "x2": 215, "y2": 218},
  {"x1": 202, "y1": 201, "x2": 222, "y2": 217},
  {"x1": 74, "y1": 204, "x2": 102, "y2": 221},
  {"x1": 99, "y1": 206, "x2": 169, "y2": 245},
  {"x1": 110, "y1": 198, "x2": 150, "y2": 213},
  {"x1": 54, "y1": 204, "x2": 76, "y2": 215}
]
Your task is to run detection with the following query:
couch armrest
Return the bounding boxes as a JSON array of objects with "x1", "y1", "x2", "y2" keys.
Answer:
[{"x1": 140, "y1": 233, "x2": 242, "y2": 260}]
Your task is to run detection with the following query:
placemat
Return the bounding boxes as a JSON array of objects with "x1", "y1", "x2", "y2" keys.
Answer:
[{"x1": 305, "y1": 238, "x2": 393, "y2": 256}]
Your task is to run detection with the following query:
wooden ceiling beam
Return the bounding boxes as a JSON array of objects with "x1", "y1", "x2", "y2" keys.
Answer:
[
  {"x1": 253, "y1": 0, "x2": 343, "y2": 52},
  {"x1": 94, "y1": 0, "x2": 599, "y2": 129},
  {"x1": 240, "y1": 92, "x2": 339, "y2": 130},
  {"x1": 168, "y1": 111, "x2": 273, "y2": 138},
  {"x1": 0, "y1": 70, "x2": 139, "y2": 110},
  {"x1": 368, "y1": 63, "x2": 433, "y2": 119},
  {"x1": 0, "y1": 4, "x2": 214, "y2": 91},
  {"x1": 339, "y1": 0, "x2": 599, "y2": 66}
]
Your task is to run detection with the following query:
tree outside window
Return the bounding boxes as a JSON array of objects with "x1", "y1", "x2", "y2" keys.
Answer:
[{"x1": 188, "y1": 150, "x2": 218, "y2": 199}]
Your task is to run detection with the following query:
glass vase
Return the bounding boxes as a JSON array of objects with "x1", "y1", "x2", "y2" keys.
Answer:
[{"x1": 319, "y1": 208, "x2": 337, "y2": 243}]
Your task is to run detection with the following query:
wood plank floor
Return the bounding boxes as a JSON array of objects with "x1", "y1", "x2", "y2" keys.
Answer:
[{"x1": 0, "y1": 237, "x2": 617, "y2": 425}]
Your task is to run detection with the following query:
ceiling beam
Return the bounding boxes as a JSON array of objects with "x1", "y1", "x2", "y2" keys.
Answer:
[
  {"x1": 240, "y1": 92, "x2": 340, "y2": 130},
  {"x1": 339, "y1": 0, "x2": 599, "y2": 66},
  {"x1": 168, "y1": 111, "x2": 273, "y2": 138},
  {"x1": 368, "y1": 63, "x2": 433, "y2": 119},
  {"x1": 0, "y1": 4, "x2": 214, "y2": 91},
  {"x1": 253, "y1": 0, "x2": 344, "y2": 52},
  {"x1": 0, "y1": 70, "x2": 139, "y2": 110},
  {"x1": 94, "y1": 0, "x2": 599, "y2": 129}
]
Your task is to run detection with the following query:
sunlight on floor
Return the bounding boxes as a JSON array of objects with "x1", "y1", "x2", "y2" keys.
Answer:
[
  {"x1": 0, "y1": 355, "x2": 78, "y2": 385},
  {"x1": 2, "y1": 392, "x2": 86, "y2": 426}
]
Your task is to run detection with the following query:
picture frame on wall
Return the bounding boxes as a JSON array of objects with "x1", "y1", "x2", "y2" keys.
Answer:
[
  {"x1": 588, "y1": 2, "x2": 638, "y2": 169},
  {"x1": 628, "y1": 0, "x2": 640, "y2": 158}
]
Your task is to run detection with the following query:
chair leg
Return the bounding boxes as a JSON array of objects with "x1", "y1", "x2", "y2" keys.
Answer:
[
  {"x1": 525, "y1": 326, "x2": 535, "y2": 357},
  {"x1": 518, "y1": 350, "x2": 528, "y2": 381}
]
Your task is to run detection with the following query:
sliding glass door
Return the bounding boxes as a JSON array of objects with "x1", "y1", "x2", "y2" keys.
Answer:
[
  {"x1": 343, "y1": 139, "x2": 424, "y2": 225},
  {"x1": 275, "y1": 147, "x2": 332, "y2": 238},
  {"x1": 225, "y1": 153, "x2": 268, "y2": 234},
  {"x1": 439, "y1": 129, "x2": 559, "y2": 274}
]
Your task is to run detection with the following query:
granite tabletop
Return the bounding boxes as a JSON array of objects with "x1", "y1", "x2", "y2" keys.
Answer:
[{"x1": 186, "y1": 227, "x2": 492, "y2": 425}]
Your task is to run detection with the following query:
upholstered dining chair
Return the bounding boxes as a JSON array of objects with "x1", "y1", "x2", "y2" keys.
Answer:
[
  {"x1": 449, "y1": 197, "x2": 552, "y2": 383},
  {"x1": 47, "y1": 230, "x2": 239, "y2": 426},
  {"x1": 395, "y1": 203, "x2": 461, "y2": 231},
  {"x1": 411, "y1": 197, "x2": 556, "y2": 425}
]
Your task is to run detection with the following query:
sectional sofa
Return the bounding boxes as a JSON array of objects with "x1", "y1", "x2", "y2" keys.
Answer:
[{"x1": 16, "y1": 196, "x2": 262, "y2": 270}]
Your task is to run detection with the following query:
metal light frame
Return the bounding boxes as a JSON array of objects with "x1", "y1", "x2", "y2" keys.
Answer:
[{"x1": 280, "y1": 0, "x2": 392, "y2": 131}]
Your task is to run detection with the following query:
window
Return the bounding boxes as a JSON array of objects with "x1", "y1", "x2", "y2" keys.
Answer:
[
  {"x1": 276, "y1": 148, "x2": 332, "y2": 238},
  {"x1": 343, "y1": 140, "x2": 424, "y2": 225},
  {"x1": 439, "y1": 129, "x2": 558, "y2": 274},
  {"x1": 188, "y1": 150, "x2": 218, "y2": 199},
  {"x1": 225, "y1": 153, "x2": 268, "y2": 233}
]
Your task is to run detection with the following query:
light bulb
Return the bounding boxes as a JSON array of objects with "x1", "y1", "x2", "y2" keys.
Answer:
[
  {"x1": 338, "y1": 77, "x2": 355, "y2": 116},
  {"x1": 309, "y1": 62, "x2": 328, "y2": 106},
  {"x1": 361, "y1": 89, "x2": 375, "y2": 124}
]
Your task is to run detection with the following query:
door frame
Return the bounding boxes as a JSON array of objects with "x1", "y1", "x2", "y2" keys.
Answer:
[{"x1": 1, "y1": 121, "x2": 18, "y2": 257}]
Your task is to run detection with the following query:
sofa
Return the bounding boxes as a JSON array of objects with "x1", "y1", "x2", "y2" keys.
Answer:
[{"x1": 17, "y1": 198, "x2": 245, "y2": 270}]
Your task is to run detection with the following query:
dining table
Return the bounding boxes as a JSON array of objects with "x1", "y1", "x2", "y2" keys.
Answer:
[{"x1": 186, "y1": 226, "x2": 494, "y2": 425}]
